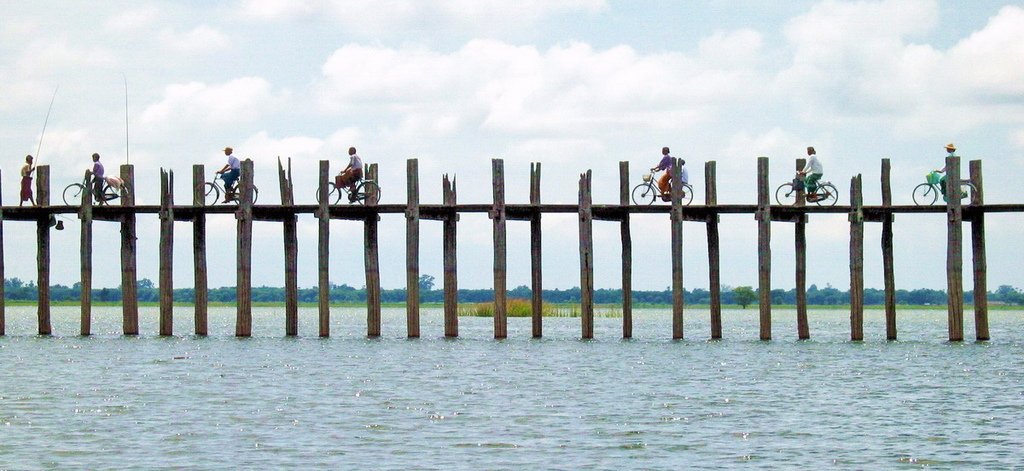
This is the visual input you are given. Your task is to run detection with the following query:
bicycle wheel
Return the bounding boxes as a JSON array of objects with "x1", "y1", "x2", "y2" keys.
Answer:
[
  {"x1": 62, "y1": 183, "x2": 86, "y2": 206},
  {"x1": 959, "y1": 182, "x2": 976, "y2": 203},
  {"x1": 203, "y1": 182, "x2": 220, "y2": 206},
  {"x1": 101, "y1": 182, "x2": 120, "y2": 203},
  {"x1": 118, "y1": 182, "x2": 132, "y2": 204},
  {"x1": 681, "y1": 183, "x2": 695, "y2": 206},
  {"x1": 912, "y1": 183, "x2": 936, "y2": 206},
  {"x1": 631, "y1": 183, "x2": 657, "y2": 205},
  {"x1": 774, "y1": 182, "x2": 796, "y2": 205},
  {"x1": 315, "y1": 182, "x2": 338, "y2": 204},
  {"x1": 252, "y1": 186, "x2": 259, "y2": 204},
  {"x1": 355, "y1": 181, "x2": 381, "y2": 205},
  {"x1": 815, "y1": 182, "x2": 839, "y2": 206}
]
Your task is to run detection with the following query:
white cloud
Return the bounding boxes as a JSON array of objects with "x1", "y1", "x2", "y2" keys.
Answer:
[
  {"x1": 104, "y1": 7, "x2": 160, "y2": 32},
  {"x1": 140, "y1": 77, "x2": 281, "y2": 128},
  {"x1": 14, "y1": 37, "x2": 117, "y2": 76},
  {"x1": 158, "y1": 25, "x2": 230, "y2": 53}
]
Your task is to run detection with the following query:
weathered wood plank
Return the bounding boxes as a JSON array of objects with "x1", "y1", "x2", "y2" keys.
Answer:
[
  {"x1": 365, "y1": 164, "x2": 381, "y2": 337},
  {"x1": 317, "y1": 160, "x2": 330, "y2": 337},
  {"x1": 881, "y1": 159, "x2": 896, "y2": 340},
  {"x1": 192, "y1": 165, "x2": 208, "y2": 336},
  {"x1": 443, "y1": 174, "x2": 458, "y2": 337},
  {"x1": 80, "y1": 170, "x2": 93, "y2": 336},
  {"x1": 705, "y1": 161, "x2": 721, "y2": 339},
  {"x1": 235, "y1": 160, "x2": 253, "y2": 337},
  {"x1": 849, "y1": 174, "x2": 864, "y2": 341},
  {"x1": 406, "y1": 158, "x2": 420, "y2": 338},
  {"x1": 34, "y1": 166, "x2": 52, "y2": 335},
  {"x1": 491, "y1": 159, "x2": 507, "y2": 339},
  {"x1": 531, "y1": 163, "x2": 543, "y2": 338},
  {"x1": 579, "y1": 170, "x2": 594, "y2": 339},
  {"x1": 756, "y1": 157, "x2": 771, "y2": 340},
  {"x1": 671, "y1": 158, "x2": 684, "y2": 339},
  {"x1": 619, "y1": 161, "x2": 632, "y2": 339},
  {"x1": 280, "y1": 158, "x2": 298, "y2": 336},
  {"x1": 945, "y1": 156, "x2": 964, "y2": 341},
  {"x1": 159, "y1": 169, "x2": 174, "y2": 336},
  {"x1": 795, "y1": 158, "x2": 809, "y2": 340},
  {"x1": 969, "y1": 160, "x2": 988, "y2": 341},
  {"x1": 120, "y1": 165, "x2": 138, "y2": 335}
]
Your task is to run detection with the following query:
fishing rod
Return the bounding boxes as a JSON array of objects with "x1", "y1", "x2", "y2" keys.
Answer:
[
  {"x1": 34, "y1": 85, "x2": 59, "y2": 165},
  {"x1": 123, "y1": 73, "x2": 130, "y2": 165}
]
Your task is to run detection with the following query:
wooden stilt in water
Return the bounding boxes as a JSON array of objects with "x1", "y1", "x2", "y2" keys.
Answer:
[
  {"x1": 531, "y1": 163, "x2": 543, "y2": 338},
  {"x1": 945, "y1": 156, "x2": 964, "y2": 341},
  {"x1": 36, "y1": 166, "x2": 51, "y2": 335},
  {"x1": 619, "y1": 162, "x2": 632, "y2": 339},
  {"x1": 443, "y1": 174, "x2": 458, "y2": 337},
  {"x1": 849, "y1": 175, "x2": 864, "y2": 341},
  {"x1": 670, "y1": 158, "x2": 684, "y2": 339},
  {"x1": 80, "y1": 170, "x2": 93, "y2": 336},
  {"x1": 756, "y1": 157, "x2": 771, "y2": 340},
  {"x1": 0, "y1": 172, "x2": 4, "y2": 336},
  {"x1": 795, "y1": 158, "x2": 809, "y2": 340},
  {"x1": 705, "y1": 161, "x2": 722, "y2": 340},
  {"x1": 120, "y1": 164, "x2": 138, "y2": 335},
  {"x1": 279, "y1": 158, "x2": 298, "y2": 336},
  {"x1": 317, "y1": 160, "x2": 330, "y2": 337},
  {"x1": 491, "y1": 159, "x2": 507, "y2": 339},
  {"x1": 159, "y1": 170, "x2": 174, "y2": 336},
  {"x1": 969, "y1": 160, "x2": 989, "y2": 341},
  {"x1": 881, "y1": 159, "x2": 897, "y2": 340},
  {"x1": 365, "y1": 164, "x2": 381, "y2": 337},
  {"x1": 235, "y1": 160, "x2": 253, "y2": 337},
  {"x1": 192, "y1": 165, "x2": 208, "y2": 336},
  {"x1": 406, "y1": 159, "x2": 420, "y2": 338},
  {"x1": 578, "y1": 170, "x2": 594, "y2": 339}
]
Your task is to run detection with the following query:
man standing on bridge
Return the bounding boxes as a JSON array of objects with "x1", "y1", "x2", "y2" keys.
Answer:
[
  {"x1": 91, "y1": 153, "x2": 105, "y2": 203},
  {"x1": 20, "y1": 154, "x2": 35, "y2": 206}
]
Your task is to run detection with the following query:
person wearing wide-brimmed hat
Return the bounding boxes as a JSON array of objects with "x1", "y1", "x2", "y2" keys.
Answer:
[
  {"x1": 934, "y1": 143, "x2": 959, "y2": 202},
  {"x1": 216, "y1": 146, "x2": 241, "y2": 202}
]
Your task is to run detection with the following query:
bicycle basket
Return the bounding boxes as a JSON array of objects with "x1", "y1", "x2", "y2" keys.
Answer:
[
  {"x1": 642, "y1": 173, "x2": 652, "y2": 182},
  {"x1": 926, "y1": 171, "x2": 941, "y2": 185}
]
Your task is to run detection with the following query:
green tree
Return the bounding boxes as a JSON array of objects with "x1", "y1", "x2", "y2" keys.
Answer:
[
  {"x1": 418, "y1": 274, "x2": 436, "y2": 292},
  {"x1": 732, "y1": 286, "x2": 756, "y2": 309}
]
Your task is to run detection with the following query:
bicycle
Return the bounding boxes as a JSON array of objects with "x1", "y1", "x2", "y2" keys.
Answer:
[
  {"x1": 631, "y1": 170, "x2": 693, "y2": 205},
  {"x1": 204, "y1": 173, "x2": 259, "y2": 205},
  {"x1": 775, "y1": 174, "x2": 838, "y2": 206},
  {"x1": 315, "y1": 177, "x2": 381, "y2": 205},
  {"x1": 912, "y1": 171, "x2": 975, "y2": 206},
  {"x1": 62, "y1": 174, "x2": 130, "y2": 205}
]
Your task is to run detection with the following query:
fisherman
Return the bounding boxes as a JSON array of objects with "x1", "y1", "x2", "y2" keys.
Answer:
[{"x1": 20, "y1": 154, "x2": 35, "y2": 206}]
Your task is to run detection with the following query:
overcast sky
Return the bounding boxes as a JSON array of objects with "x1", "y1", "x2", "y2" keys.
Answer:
[{"x1": 2, "y1": 0, "x2": 1022, "y2": 293}]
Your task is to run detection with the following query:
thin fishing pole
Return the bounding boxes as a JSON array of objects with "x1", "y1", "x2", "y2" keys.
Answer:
[
  {"x1": 35, "y1": 85, "x2": 59, "y2": 164},
  {"x1": 123, "y1": 73, "x2": 130, "y2": 165}
]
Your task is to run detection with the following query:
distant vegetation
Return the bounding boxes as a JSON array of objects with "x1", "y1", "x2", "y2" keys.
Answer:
[{"x1": 5, "y1": 275, "x2": 1023, "y2": 306}]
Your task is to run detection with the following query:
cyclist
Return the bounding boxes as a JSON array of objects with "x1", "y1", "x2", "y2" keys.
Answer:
[
  {"x1": 215, "y1": 146, "x2": 241, "y2": 202},
  {"x1": 651, "y1": 147, "x2": 687, "y2": 202},
  {"x1": 91, "y1": 153, "x2": 105, "y2": 203},
  {"x1": 336, "y1": 146, "x2": 363, "y2": 202},
  {"x1": 799, "y1": 146, "x2": 824, "y2": 201},
  {"x1": 933, "y1": 143, "x2": 959, "y2": 202}
]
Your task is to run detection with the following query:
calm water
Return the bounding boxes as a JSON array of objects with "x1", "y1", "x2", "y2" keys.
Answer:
[{"x1": 1, "y1": 306, "x2": 1022, "y2": 469}]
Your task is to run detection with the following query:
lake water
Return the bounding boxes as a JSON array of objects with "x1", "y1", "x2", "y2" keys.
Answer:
[{"x1": 1, "y1": 306, "x2": 1022, "y2": 469}]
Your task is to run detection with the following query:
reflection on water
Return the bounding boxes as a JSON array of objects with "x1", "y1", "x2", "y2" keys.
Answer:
[{"x1": 1, "y1": 306, "x2": 1022, "y2": 469}]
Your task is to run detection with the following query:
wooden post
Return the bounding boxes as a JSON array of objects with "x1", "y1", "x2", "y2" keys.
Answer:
[
  {"x1": 36, "y1": 165, "x2": 51, "y2": 335},
  {"x1": 531, "y1": 163, "x2": 544, "y2": 338},
  {"x1": 317, "y1": 160, "x2": 330, "y2": 337},
  {"x1": 80, "y1": 170, "x2": 93, "y2": 336},
  {"x1": 849, "y1": 174, "x2": 864, "y2": 341},
  {"x1": 969, "y1": 160, "x2": 989, "y2": 341},
  {"x1": 159, "y1": 170, "x2": 174, "y2": 336},
  {"x1": 364, "y1": 163, "x2": 381, "y2": 337},
  {"x1": 578, "y1": 170, "x2": 594, "y2": 339},
  {"x1": 795, "y1": 158, "x2": 809, "y2": 340},
  {"x1": 235, "y1": 160, "x2": 253, "y2": 337},
  {"x1": 671, "y1": 158, "x2": 684, "y2": 339},
  {"x1": 0, "y1": 172, "x2": 4, "y2": 336},
  {"x1": 881, "y1": 159, "x2": 896, "y2": 340},
  {"x1": 279, "y1": 158, "x2": 298, "y2": 336},
  {"x1": 491, "y1": 159, "x2": 507, "y2": 339},
  {"x1": 406, "y1": 159, "x2": 420, "y2": 338},
  {"x1": 443, "y1": 174, "x2": 458, "y2": 337},
  {"x1": 192, "y1": 165, "x2": 208, "y2": 336},
  {"x1": 120, "y1": 164, "x2": 138, "y2": 335},
  {"x1": 705, "y1": 161, "x2": 722, "y2": 340},
  {"x1": 756, "y1": 157, "x2": 771, "y2": 340},
  {"x1": 619, "y1": 162, "x2": 632, "y2": 339},
  {"x1": 945, "y1": 155, "x2": 964, "y2": 341}
]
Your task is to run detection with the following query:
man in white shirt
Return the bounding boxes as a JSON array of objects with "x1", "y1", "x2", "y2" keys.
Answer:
[
  {"x1": 800, "y1": 146, "x2": 824, "y2": 201},
  {"x1": 216, "y1": 146, "x2": 241, "y2": 202},
  {"x1": 336, "y1": 147, "x2": 364, "y2": 201}
]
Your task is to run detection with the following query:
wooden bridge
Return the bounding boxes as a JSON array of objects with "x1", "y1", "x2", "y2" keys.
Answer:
[{"x1": 0, "y1": 156, "x2": 1018, "y2": 341}]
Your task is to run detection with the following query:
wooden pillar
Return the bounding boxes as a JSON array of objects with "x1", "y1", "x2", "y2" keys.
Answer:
[
  {"x1": 881, "y1": 159, "x2": 897, "y2": 340},
  {"x1": 80, "y1": 170, "x2": 93, "y2": 336},
  {"x1": 969, "y1": 160, "x2": 989, "y2": 341},
  {"x1": 705, "y1": 161, "x2": 722, "y2": 340},
  {"x1": 795, "y1": 158, "x2": 809, "y2": 340},
  {"x1": 235, "y1": 160, "x2": 253, "y2": 337},
  {"x1": 406, "y1": 159, "x2": 420, "y2": 338},
  {"x1": 443, "y1": 174, "x2": 458, "y2": 337},
  {"x1": 849, "y1": 175, "x2": 864, "y2": 341},
  {"x1": 364, "y1": 163, "x2": 381, "y2": 337},
  {"x1": 36, "y1": 165, "x2": 51, "y2": 335},
  {"x1": 578, "y1": 170, "x2": 594, "y2": 339},
  {"x1": 756, "y1": 157, "x2": 771, "y2": 340},
  {"x1": 192, "y1": 165, "x2": 208, "y2": 336},
  {"x1": 670, "y1": 158, "x2": 684, "y2": 339},
  {"x1": 619, "y1": 162, "x2": 632, "y2": 339},
  {"x1": 491, "y1": 159, "x2": 507, "y2": 339},
  {"x1": 120, "y1": 164, "x2": 138, "y2": 335},
  {"x1": 317, "y1": 160, "x2": 330, "y2": 337},
  {"x1": 0, "y1": 172, "x2": 4, "y2": 336},
  {"x1": 945, "y1": 155, "x2": 964, "y2": 341},
  {"x1": 531, "y1": 163, "x2": 544, "y2": 338},
  {"x1": 159, "y1": 170, "x2": 174, "y2": 336},
  {"x1": 279, "y1": 158, "x2": 298, "y2": 336}
]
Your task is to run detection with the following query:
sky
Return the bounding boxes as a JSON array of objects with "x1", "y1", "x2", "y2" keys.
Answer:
[{"x1": 2, "y1": 0, "x2": 1023, "y2": 293}]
